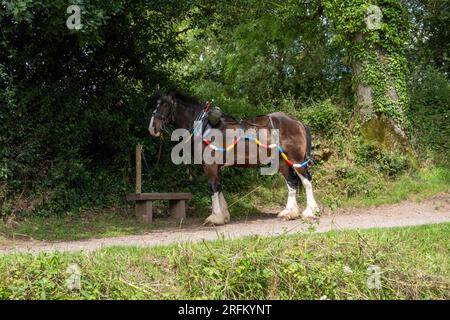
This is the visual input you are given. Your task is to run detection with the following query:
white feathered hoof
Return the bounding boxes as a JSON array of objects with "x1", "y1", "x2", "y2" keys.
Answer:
[
  {"x1": 204, "y1": 213, "x2": 227, "y2": 226},
  {"x1": 277, "y1": 207, "x2": 301, "y2": 220},
  {"x1": 219, "y1": 192, "x2": 230, "y2": 223},
  {"x1": 302, "y1": 206, "x2": 320, "y2": 220}
]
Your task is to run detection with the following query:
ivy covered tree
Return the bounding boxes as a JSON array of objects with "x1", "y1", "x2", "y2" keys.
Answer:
[{"x1": 324, "y1": 0, "x2": 411, "y2": 150}]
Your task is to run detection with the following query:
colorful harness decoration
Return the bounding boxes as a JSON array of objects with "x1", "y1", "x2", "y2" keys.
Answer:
[{"x1": 185, "y1": 102, "x2": 314, "y2": 169}]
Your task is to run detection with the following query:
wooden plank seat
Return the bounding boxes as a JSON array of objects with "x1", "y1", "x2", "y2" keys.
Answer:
[{"x1": 127, "y1": 193, "x2": 192, "y2": 223}]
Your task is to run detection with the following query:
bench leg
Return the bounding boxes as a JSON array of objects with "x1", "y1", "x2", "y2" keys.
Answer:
[
  {"x1": 169, "y1": 200, "x2": 186, "y2": 220},
  {"x1": 136, "y1": 201, "x2": 152, "y2": 223}
]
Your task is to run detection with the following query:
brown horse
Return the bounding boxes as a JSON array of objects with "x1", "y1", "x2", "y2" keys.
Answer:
[{"x1": 148, "y1": 90, "x2": 319, "y2": 225}]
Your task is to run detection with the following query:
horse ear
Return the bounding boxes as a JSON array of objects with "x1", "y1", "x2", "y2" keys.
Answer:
[{"x1": 166, "y1": 90, "x2": 177, "y2": 98}]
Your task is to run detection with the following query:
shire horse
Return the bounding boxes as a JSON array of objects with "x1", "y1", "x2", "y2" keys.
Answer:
[{"x1": 148, "y1": 90, "x2": 320, "y2": 225}]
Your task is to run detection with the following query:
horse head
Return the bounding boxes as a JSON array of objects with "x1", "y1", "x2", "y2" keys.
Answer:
[{"x1": 148, "y1": 93, "x2": 177, "y2": 137}]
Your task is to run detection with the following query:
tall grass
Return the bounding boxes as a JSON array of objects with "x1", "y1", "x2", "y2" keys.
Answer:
[{"x1": 1, "y1": 223, "x2": 449, "y2": 299}]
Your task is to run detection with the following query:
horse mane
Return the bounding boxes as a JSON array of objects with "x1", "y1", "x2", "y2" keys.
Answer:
[{"x1": 166, "y1": 89, "x2": 202, "y2": 107}]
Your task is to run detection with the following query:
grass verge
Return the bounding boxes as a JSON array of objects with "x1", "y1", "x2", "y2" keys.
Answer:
[
  {"x1": 336, "y1": 166, "x2": 450, "y2": 208},
  {"x1": 0, "y1": 223, "x2": 449, "y2": 299}
]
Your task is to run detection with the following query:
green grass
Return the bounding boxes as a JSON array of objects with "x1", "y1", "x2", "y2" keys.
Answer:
[
  {"x1": 336, "y1": 166, "x2": 450, "y2": 208},
  {"x1": 239, "y1": 166, "x2": 450, "y2": 212},
  {"x1": 0, "y1": 208, "x2": 184, "y2": 242},
  {"x1": 1, "y1": 167, "x2": 448, "y2": 242},
  {"x1": 0, "y1": 223, "x2": 449, "y2": 300}
]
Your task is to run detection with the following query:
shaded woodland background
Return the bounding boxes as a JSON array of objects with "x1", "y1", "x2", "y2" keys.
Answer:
[{"x1": 1, "y1": 0, "x2": 449, "y2": 218}]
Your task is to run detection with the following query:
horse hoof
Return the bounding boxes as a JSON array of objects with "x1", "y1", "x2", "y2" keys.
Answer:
[
  {"x1": 218, "y1": 193, "x2": 230, "y2": 223},
  {"x1": 277, "y1": 208, "x2": 300, "y2": 220},
  {"x1": 302, "y1": 206, "x2": 320, "y2": 219},
  {"x1": 277, "y1": 209, "x2": 290, "y2": 218},
  {"x1": 203, "y1": 214, "x2": 227, "y2": 226},
  {"x1": 221, "y1": 207, "x2": 230, "y2": 223}
]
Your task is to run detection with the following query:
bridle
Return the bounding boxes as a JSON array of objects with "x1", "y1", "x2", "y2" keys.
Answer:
[{"x1": 151, "y1": 95, "x2": 177, "y2": 130}]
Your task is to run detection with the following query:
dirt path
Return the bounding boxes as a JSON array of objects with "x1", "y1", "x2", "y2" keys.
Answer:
[{"x1": 1, "y1": 193, "x2": 449, "y2": 255}]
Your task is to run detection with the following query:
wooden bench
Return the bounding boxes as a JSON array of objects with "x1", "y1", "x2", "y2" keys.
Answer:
[{"x1": 127, "y1": 192, "x2": 193, "y2": 223}]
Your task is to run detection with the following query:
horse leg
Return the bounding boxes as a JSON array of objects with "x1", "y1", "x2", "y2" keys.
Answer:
[
  {"x1": 277, "y1": 166, "x2": 301, "y2": 220},
  {"x1": 298, "y1": 172, "x2": 320, "y2": 219},
  {"x1": 219, "y1": 191, "x2": 230, "y2": 223},
  {"x1": 203, "y1": 164, "x2": 230, "y2": 225}
]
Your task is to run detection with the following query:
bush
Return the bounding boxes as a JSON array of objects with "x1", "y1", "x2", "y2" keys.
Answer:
[
  {"x1": 408, "y1": 66, "x2": 450, "y2": 165},
  {"x1": 335, "y1": 165, "x2": 384, "y2": 198},
  {"x1": 356, "y1": 143, "x2": 410, "y2": 177},
  {"x1": 298, "y1": 99, "x2": 343, "y2": 134},
  {"x1": 0, "y1": 1, "x2": 189, "y2": 216}
]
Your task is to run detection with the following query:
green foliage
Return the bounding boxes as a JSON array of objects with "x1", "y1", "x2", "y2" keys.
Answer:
[
  {"x1": 298, "y1": 99, "x2": 343, "y2": 133},
  {"x1": 408, "y1": 65, "x2": 450, "y2": 164},
  {"x1": 407, "y1": 0, "x2": 450, "y2": 78},
  {"x1": 356, "y1": 143, "x2": 410, "y2": 176},
  {"x1": 0, "y1": 0, "x2": 193, "y2": 215},
  {"x1": 184, "y1": 0, "x2": 346, "y2": 105},
  {"x1": 1, "y1": 223, "x2": 449, "y2": 299},
  {"x1": 189, "y1": 80, "x2": 261, "y2": 118},
  {"x1": 335, "y1": 165, "x2": 383, "y2": 197}
]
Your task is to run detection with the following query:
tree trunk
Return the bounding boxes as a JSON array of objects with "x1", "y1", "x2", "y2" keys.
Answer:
[{"x1": 352, "y1": 35, "x2": 409, "y2": 152}]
